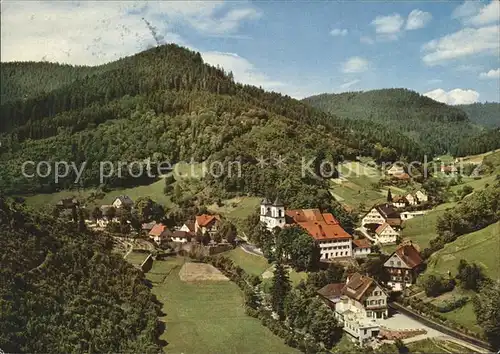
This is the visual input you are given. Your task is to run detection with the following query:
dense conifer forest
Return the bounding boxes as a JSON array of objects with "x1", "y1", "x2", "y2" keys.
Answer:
[
  {"x1": 458, "y1": 102, "x2": 500, "y2": 129},
  {"x1": 1, "y1": 44, "x2": 426, "y2": 199},
  {"x1": 304, "y1": 90, "x2": 500, "y2": 156},
  {"x1": 0, "y1": 198, "x2": 162, "y2": 352}
]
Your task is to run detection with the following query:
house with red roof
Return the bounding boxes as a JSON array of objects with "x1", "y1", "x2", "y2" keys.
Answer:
[
  {"x1": 148, "y1": 223, "x2": 171, "y2": 245},
  {"x1": 195, "y1": 214, "x2": 221, "y2": 235},
  {"x1": 383, "y1": 242, "x2": 423, "y2": 291},
  {"x1": 286, "y1": 208, "x2": 353, "y2": 260}
]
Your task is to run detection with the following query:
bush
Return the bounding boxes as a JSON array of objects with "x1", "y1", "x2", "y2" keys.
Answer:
[{"x1": 436, "y1": 297, "x2": 469, "y2": 313}]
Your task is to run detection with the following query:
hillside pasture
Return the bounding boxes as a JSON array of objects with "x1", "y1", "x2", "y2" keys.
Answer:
[
  {"x1": 424, "y1": 222, "x2": 499, "y2": 280},
  {"x1": 148, "y1": 257, "x2": 297, "y2": 353}
]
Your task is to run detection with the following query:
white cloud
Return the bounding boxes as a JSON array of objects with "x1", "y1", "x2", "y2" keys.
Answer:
[
  {"x1": 422, "y1": 25, "x2": 500, "y2": 65},
  {"x1": 371, "y1": 14, "x2": 405, "y2": 34},
  {"x1": 479, "y1": 68, "x2": 500, "y2": 79},
  {"x1": 406, "y1": 9, "x2": 432, "y2": 30},
  {"x1": 468, "y1": 1, "x2": 500, "y2": 26},
  {"x1": 202, "y1": 51, "x2": 285, "y2": 90},
  {"x1": 341, "y1": 57, "x2": 370, "y2": 73},
  {"x1": 452, "y1": 1, "x2": 483, "y2": 19},
  {"x1": 339, "y1": 79, "x2": 360, "y2": 89},
  {"x1": 0, "y1": 1, "x2": 260, "y2": 65},
  {"x1": 453, "y1": 1, "x2": 500, "y2": 26},
  {"x1": 424, "y1": 88, "x2": 480, "y2": 105},
  {"x1": 330, "y1": 28, "x2": 348, "y2": 36}
]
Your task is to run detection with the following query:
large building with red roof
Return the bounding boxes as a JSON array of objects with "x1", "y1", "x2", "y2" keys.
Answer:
[{"x1": 285, "y1": 208, "x2": 353, "y2": 260}]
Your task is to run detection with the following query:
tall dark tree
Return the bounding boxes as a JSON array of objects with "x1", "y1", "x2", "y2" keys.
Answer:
[
  {"x1": 387, "y1": 189, "x2": 393, "y2": 202},
  {"x1": 270, "y1": 261, "x2": 291, "y2": 320}
]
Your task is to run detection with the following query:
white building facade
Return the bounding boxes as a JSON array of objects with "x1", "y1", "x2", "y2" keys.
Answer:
[{"x1": 260, "y1": 198, "x2": 286, "y2": 231}]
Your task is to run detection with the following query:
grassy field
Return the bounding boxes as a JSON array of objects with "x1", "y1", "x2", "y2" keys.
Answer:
[
  {"x1": 124, "y1": 251, "x2": 150, "y2": 266},
  {"x1": 405, "y1": 338, "x2": 479, "y2": 353},
  {"x1": 224, "y1": 247, "x2": 270, "y2": 276},
  {"x1": 402, "y1": 210, "x2": 446, "y2": 250},
  {"x1": 22, "y1": 161, "x2": 206, "y2": 209},
  {"x1": 207, "y1": 196, "x2": 261, "y2": 229},
  {"x1": 425, "y1": 222, "x2": 499, "y2": 280},
  {"x1": 147, "y1": 257, "x2": 297, "y2": 354}
]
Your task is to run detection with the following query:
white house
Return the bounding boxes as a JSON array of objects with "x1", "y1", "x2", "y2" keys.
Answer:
[
  {"x1": 286, "y1": 209, "x2": 353, "y2": 260},
  {"x1": 386, "y1": 164, "x2": 405, "y2": 177},
  {"x1": 260, "y1": 197, "x2": 286, "y2": 231},
  {"x1": 361, "y1": 204, "x2": 401, "y2": 227},
  {"x1": 415, "y1": 190, "x2": 428, "y2": 203},
  {"x1": 149, "y1": 223, "x2": 170, "y2": 245},
  {"x1": 405, "y1": 193, "x2": 418, "y2": 206},
  {"x1": 352, "y1": 238, "x2": 372, "y2": 257},
  {"x1": 375, "y1": 223, "x2": 399, "y2": 244},
  {"x1": 361, "y1": 207, "x2": 386, "y2": 226},
  {"x1": 333, "y1": 273, "x2": 388, "y2": 345},
  {"x1": 112, "y1": 195, "x2": 134, "y2": 209},
  {"x1": 392, "y1": 195, "x2": 408, "y2": 209},
  {"x1": 171, "y1": 230, "x2": 192, "y2": 243},
  {"x1": 195, "y1": 214, "x2": 221, "y2": 235}
]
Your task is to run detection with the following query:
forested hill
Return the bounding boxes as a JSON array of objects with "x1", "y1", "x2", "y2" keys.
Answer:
[
  {"x1": 303, "y1": 89, "x2": 499, "y2": 156},
  {"x1": 0, "y1": 44, "x2": 424, "y2": 202},
  {"x1": 0, "y1": 198, "x2": 162, "y2": 353},
  {"x1": 458, "y1": 102, "x2": 500, "y2": 129}
]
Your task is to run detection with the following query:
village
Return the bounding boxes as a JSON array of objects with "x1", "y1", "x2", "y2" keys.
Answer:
[{"x1": 49, "y1": 157, "x2": 495, "y2": 353}]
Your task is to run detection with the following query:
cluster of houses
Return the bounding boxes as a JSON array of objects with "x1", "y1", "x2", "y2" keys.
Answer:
[
  {"x1": 145, "y1": 213, "x2": 222, "y2": 245},
  {"x1": 391, "y1": 190, "x2": 428, "y2": 209},
  {"x1": 317, "y1": 241, "x2": 423, "y2": 345},
  {"x1": 259, "y1": 198, "x2": 372, "y2": 261}
]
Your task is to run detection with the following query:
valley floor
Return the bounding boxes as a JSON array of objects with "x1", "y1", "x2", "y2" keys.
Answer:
[{"x1": 146, "y1": 257, "x2": 298, "y2": 354}]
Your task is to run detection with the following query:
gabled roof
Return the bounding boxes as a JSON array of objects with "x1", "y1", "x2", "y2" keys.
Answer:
[
  {"x1": 375, "y1": 223, "x2": 393, "y2": 235},
  {"x1": 394, "y1": 244, "x2": 423, "y2": 269},
  {"x1": 341, "y1": 273, "x2": 381, "y2": 302},
  {"x1": 392, "y1": 195, "x2": 408, "y2": 203},
  {"x1": 286, "y1": 209, "x2": 350, "y2": 241},
  {"x1": 352, "y1": 238, "x2": 372, "y2": 249},
  {"x1": 114, "y1": 195, "x2": 134, "y2": 205},
  {"x1": 375, "y1": 204, "x2": 400, "y2": 219},
  {"x1": 183, "y1": 221, "x2": 196, "y2": 232},
  {"x1": 196, "y1": 214, "x2": 221, "y2": 227},
  {"x1": 318, "y1": 283, "x2": 345, "y2": 301},
  {"x1": 149, "y1": 223, "x2": 169, "y2": 237}
]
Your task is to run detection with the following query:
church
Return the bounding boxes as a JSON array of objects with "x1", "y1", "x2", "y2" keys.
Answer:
[{"x1": 259, "y1": 198, "x2": 355, "y2": 260}]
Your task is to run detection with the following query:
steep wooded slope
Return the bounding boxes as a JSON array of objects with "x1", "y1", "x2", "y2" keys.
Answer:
[
  {"x1": 0, "y1": 44, "x2": 423, "y2": 203},
  {"x1": 458, "y1": 102, "x2": 500, "y2": 129},
  {"x1": 303, "y1": 89, "x2": 498, "y2": 156},
  {"x1": 0, "y1": 199, "x2": 162, "y2": 353}
]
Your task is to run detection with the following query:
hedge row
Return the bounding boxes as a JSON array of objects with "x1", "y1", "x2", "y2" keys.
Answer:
[{"x1": 400, "y1": 296, "x2": 484, "y2": 339}]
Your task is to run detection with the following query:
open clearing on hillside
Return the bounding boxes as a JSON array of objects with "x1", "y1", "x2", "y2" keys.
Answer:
[
  {"x1": 224, "y1": 247, "x2": 270, "y2": 276},
  {"x1": 425, "y1": 222, "x2": 499, "y2": 280},
  {"x1": 148, "y1": 258, "x2": 298, "y2": 354},
  {"x1": 23, "y1": 161, "x2": 205, "y2": 209},
  {"x1": 124, "y1": 251, "x2": 150, "y2": 266},
  {"x1": 179, "y1": 262, "x2": 229, "y2": 282}
]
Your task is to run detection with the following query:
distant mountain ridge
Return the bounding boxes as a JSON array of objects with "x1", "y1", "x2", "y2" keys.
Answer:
[
  {"x1": 458, "y1": 102, "x2": 500, "y2": 129},
  {"x1": 0, "y1": 44, "x2": 407, "y2": 209},
  {"x1": 303, "y1": 89, "x2": 499, "y2": 156}
]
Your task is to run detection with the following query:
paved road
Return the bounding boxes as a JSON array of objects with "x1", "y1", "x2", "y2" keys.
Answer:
[
  {"x1": 239, "y1": 243, "x2": 264, "y2": 256},
  {"x1": 381, "y1": 312, "x2": 488, "y2": 353}
]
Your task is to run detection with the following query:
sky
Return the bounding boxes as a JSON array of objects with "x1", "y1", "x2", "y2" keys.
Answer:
[{"x1": 1, "y1": 0, "x2": 499, "y2": 104}]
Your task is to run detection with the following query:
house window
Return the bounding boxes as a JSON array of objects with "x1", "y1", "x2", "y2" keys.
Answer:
[{"x1": 367, "y1": 311, "x2": 372, "y2": 317}]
